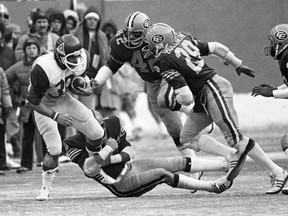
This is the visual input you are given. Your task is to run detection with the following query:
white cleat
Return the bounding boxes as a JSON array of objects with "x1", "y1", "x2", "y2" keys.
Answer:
[
  {"x1": 266, "y1": 169, "x2": 288, "y2": 194},
  {"x1": 36, "y1": 186, "x2": 51, "y2": 201}
]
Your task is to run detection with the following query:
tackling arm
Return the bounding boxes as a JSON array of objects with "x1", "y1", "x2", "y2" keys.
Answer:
[
  {"x1": 208, "y1": 42, "x2": 255, "y2": 77},
  {"x1": 92, "y1": 65, "x2": 113, "y2": 88},
  {"x1": 208, "y1": 42, "x2": 242, "y2": 68}
]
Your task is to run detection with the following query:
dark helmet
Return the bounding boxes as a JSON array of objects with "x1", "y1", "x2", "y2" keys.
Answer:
[{"x1": 54, "y1": 34, "x2": 86, "y2": 75}]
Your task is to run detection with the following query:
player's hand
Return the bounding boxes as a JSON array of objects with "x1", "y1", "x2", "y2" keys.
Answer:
[
  {"x1": 235, "y1": 65, "x2": 255, "y2": 78},
  {"x1": 90, "y1": 79, "x2": 99, "y2": 89},
  {"x1": 55, "y1": 113, "x2": 73, "y2": 126},
  {"x1": 251, "y1": 85, "x2": 274, "y2": 97},
  {"x1": 83, "y1": 156, "x2": 101, "y2": 177}
]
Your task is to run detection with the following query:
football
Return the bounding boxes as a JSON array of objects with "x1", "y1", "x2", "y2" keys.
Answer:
[{"x1": 71, "y1": 76, "x2": 87, "y2": 90}]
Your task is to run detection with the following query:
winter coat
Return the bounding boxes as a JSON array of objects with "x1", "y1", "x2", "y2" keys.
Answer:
[
  {"x1": 5, "y1": 59, "x2": 33, "y2": 123},
  {"x1": 0, "y1": 68, "x2": 12, "y2": 124},
  {"x1": 73, "y1": 7, "x2": 109, "y2": 78},
  {"x1": 15, "y1": 28, "x2": 59, "y2": 61}
]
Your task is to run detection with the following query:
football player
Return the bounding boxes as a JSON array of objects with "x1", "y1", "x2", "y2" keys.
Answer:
[
  {"x1": 252, "y1": 24, "x2": 288, "y2": 195},
  {"x1": 64, "y1": 110, "x2": 232, "y2": 197},
  {"x1": 26, "y1": 34, "x2": 105, "y2": 201},
  {"x1": 145, "y1": 23, "x2": 288, "y2": 194},
  {"x1": 91, "y1": 11, "x2": 195, "y2": 158}
]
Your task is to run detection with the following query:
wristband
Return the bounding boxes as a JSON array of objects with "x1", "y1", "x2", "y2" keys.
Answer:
[
  {"x1": 52, "y1": 112, "x2": 59, "y2": 121},
  {"x1": 98, "y1": 145, "x2": 113, "y2": 160},
  {"x1": 110, "y1": 154, "x2": 122, "y2": 164}
]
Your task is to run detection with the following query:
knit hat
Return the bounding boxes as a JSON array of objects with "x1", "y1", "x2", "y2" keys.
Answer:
[
  {"x1": 23, "y1": 38, "x2": 40, "y2": 52},
  {"x1": 32, "y1": 10, "x2": 48, "y2": 24},
  {"x1": 49, "y1": 12, "x2": 65, "y2": 24}
]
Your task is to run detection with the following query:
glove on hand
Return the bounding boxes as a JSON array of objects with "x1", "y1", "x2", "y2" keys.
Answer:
[
  {"x1": 236, "y1": 64, "x2": 255, "y2": 78},
  {"x1": 251, "y1": 84, "x2": 276, "y2": 97}
]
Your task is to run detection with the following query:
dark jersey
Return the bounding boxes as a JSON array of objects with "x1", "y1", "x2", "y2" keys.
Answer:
[
  {"x1": 105, "y1": 30, "x2": 162, "y2": 82},
  {"x1": 279, "y1": 49, "x2": 288, "y2": 86},
  {"x1": 64, "y1": 115, "x2": 131, "y2": 183},
  {"x1": 153, "y1": 32, "x2": 216, "y2": 95}
]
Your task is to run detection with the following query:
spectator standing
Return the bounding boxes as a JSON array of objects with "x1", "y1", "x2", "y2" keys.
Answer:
[
  {"x1": 74, "y1": 7, "x2": 120, "y2": 117},
  {"x1": 63, "y1": 9, "x2": 79, "y2": 35},
  {"x1": 15, "y1": 10, "x2": 59, "y2": 61},
  {"x1": 0, "y1": 21, "x2": 19, "y2": 169},
  {"x1": 6, "y1": 38, "x2": 40, "y2": 173},
  {"x1": 48, "y1": 10, "x2": 69, "y2": 37},
  {"x1": 0, "y1": 67, "x2": 12, "y2": 175}
]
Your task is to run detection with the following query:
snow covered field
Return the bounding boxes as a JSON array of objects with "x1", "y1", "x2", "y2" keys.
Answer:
[{"x1": 132, "y1": 92, "x2": 288, "y2": 135}]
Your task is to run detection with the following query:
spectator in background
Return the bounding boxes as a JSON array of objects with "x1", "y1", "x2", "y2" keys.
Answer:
[
  {"x1": 0, "y1": 4, "x2": 9, "y2": 25},
  {"x1": 6, "y1": 23, "x2": 22, "y2": 50},
  {"x1": 63, "y1": 9, "x2": 79, "y2": 35},
  {"x1": 0, "y1": 21, "x2": 19, "y2": 169},
  {"x1": 74, "y1": 7, "x2": 120, "y2": 117},
  {"x1": 0, "y1": 66, "x2": 12, "y2": 175},
  {"x1": 15, "y1": 10, "x2": 59, "y2": 61},
  {"x1": 48, "y1": 9, "x2": 69, "y2": 37},
  {"x1": 6, "y1": 38, "x2": 40, "y2": 173}
]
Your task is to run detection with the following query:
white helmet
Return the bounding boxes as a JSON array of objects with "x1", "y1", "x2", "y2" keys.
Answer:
[
  {"x1": 264, "y1": 24, "x2": 288, "y2": 60},
  {"x1": 0, "y1": 4, "x2": 9, "y2": 24},
  {"x1": 123, "y1": 11, "x2": 150, "y2": 48},
  {"x1": 145, "y1": 23, "x2": 175, "y2": 56}
]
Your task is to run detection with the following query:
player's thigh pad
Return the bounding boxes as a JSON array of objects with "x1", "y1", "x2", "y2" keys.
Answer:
[{"x1": 34, "y1": 111, "x2": 62, "y2": 155}]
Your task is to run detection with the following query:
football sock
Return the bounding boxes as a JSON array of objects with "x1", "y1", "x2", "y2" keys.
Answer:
[
  {"x1": 247, "y1": 141, "x2": 283, "y2": 176},
  {"x1": 175, "y1": 174, "x2": 215, "y2": 192},
  {"x1": 198, "y1": 135, "x2": 237, "y2": 160},
  {"x1": 42, "y1": 166, "x2": 58, "y2": 188},
  {"x1": 190, "y1": 158, "x2": 227, "y2": 172}
]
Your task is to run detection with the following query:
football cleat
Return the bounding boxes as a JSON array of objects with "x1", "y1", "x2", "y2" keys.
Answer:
[
  {"x1": 227, "y1": 139, "x2": 255, "y2": 181},
  {"x1": 266, "y1": 169, "x2": 288, "y2": 194},
  {"x1": 213, "y1": 176, "x2": 233, "y2": 194},
  {"x1": 36, "y1": 186, "x2": 51, "y2": 201},
  {"x1": 282, "y1": 187, "x2": 288, "y2": 195}
]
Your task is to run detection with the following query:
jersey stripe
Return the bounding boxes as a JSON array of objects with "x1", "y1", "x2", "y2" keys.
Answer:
[{"x1": 207, "y1": 79, "x2": 242, "y2": 145}]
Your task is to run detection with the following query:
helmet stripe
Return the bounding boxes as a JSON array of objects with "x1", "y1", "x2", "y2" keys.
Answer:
[{"x1": 127, "y1": 11, "x2": 140, "y2": 29}]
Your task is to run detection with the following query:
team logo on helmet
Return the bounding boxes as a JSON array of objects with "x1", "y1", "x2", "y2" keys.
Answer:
[
  {"x1": 56, "y1": 43, "x2": 65, "y2": 55},
  {"x1": 275, "y1": 30, "x2": 288, "y2": 41},
  {"x1": 152, "y1": 34, "x2": 164, "y2": 44},
  {"x1": 143, "y1": 19, "x2": 150, "y2": 29}
]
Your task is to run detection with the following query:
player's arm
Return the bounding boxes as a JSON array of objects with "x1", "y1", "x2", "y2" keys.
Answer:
[
  {"x1": 208, "y1": 42, "x2": 255, "y2": 78},
  {"x1": 252, "y1": 83, "x2": 288, "y2": 98},
  {"x1": 26, "y1": 65, "x2": 73, "y2": 126},
  {"x1": 92, "y1": 38, "x2": 125, "y2": 88},
  {"x1": 155, "y1": 59, "x2": 194, "y2": 106}
]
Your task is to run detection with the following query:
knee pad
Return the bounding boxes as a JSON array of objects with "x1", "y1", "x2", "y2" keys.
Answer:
[{"x1": 42, "y1": 152, "x2": 60, "y2": 171}]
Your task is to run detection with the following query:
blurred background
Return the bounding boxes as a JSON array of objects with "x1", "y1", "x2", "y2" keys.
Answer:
[{"x1": 3, "y1": 0, "x2": 288, "y2": 93}]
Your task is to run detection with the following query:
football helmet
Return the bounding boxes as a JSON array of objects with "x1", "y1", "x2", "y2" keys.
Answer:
[
  {"x1": 145, "y1": 23, "x2": 175, "y2": 56},
  {"x1": 0, "y1": 4, "x2": 9, "y2": 24},
  {"x1": 123, "y1": 11, "x2": 150, "y2": 48},
  {"x1": 54, "y1": 34, "x2": 86, "y2": 75},
  {"x1": 265, "y1": 24, "x2": 288, "y2": 59}
]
